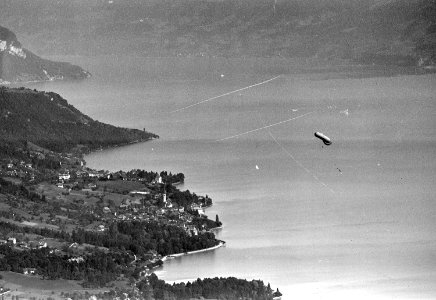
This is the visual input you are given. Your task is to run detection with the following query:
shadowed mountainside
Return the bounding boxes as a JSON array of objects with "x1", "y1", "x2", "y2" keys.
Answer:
[{"x1": 0, "y1": 0, "x2": 434, "y2": 67}]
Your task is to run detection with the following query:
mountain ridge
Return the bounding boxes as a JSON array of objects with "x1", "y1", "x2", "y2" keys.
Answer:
[
  {"x1": 0, "y1": 25, "x2": 91, "y2": 83},
  {"x1": 0, "y1": 0, "x2": 434, "y2": 67}
]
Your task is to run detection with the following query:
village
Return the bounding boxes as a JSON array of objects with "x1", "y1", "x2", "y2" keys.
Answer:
[{"x1": 0, "y1": 143, "x2": 222, "y2": 284}]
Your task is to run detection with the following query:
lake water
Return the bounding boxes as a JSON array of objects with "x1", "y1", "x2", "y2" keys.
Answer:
[{"x1": 27, "y1": 56, "x2": 436, "y2": 299}]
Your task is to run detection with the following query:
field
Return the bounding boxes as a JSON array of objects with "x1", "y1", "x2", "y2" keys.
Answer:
[
  {"x1": 0, "y1": 271, "x2": 134, "y2": 300},
  {"x1": 35, "y1": 180, "x2": 146, "y2": 207},
  {"x1": 96, "y1": 180, "x2": 147, "y2": 194},
  {"x1": 0, "y1": 271, "x2": 84, "y2": 300}
]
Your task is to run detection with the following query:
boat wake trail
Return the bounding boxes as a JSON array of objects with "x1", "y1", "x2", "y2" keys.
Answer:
[
  {"x1": 170, "y1": 75, "x2": 281, "y2": 113},
  {"x1": 216, "y1": 112, "x2": 314, "y2": 141},
  {"x1": 267, "y1": 131, "x2": 336, "y2": 194}
]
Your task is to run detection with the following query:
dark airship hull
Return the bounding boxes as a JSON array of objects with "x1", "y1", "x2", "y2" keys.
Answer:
[{"x1": 314, "y1": 132, "x2": 332, "y2": 145}]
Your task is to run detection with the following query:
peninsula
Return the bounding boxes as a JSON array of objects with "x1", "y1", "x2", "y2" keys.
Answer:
[{"x1": 0, "y1": 86, "x2": 279, "y2": 299}]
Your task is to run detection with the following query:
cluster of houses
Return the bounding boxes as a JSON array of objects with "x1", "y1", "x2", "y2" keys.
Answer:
[
  {"x1": 0, "y1": 145, "x2": 70, "y2": 182},
  {"x1": 53, "y1": 166, "x2": 207, "y2": 235},
  {"x1": 98, "y1": 196, "x2": 193, "y2": 226},
  {"x1": 137, "y1": 249, "x2": 164, "y2": 275},
  {"x1": 79, "y1": 189, "x2": 210, "y2": 239},
  {"x1": 57, "y1": 168, "x2": 102, "y2": 182},
  {"x1": 0, "y1": 159, "x2": 36, "y2": 181},
  {"x1": 0, "y1": 238, "x2": 94, "y2": 276},
  {"x1": 23, "y1": 268, "x2": 37, "y2": 275},
  {"x1": 56, "y1": 168, "x2": 166, "y2": 193},
  {"x1": 57, "y1": 168, "x2": 165, "y2": 183},
  {"x1": 0, "y1": 237, "x2": 47, "y2": 250},
  {"x1": 1, "y1": 155, "x2": 213, "y2": 269}
]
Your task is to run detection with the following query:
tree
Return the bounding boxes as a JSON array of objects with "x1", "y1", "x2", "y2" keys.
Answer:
[
  {"x1": 142, "y1": 278, "x2": 156, "y2": 300},
  {"x1": 273, "y1": 288, "x2": 282, "y2": 297},
  {"x1": 215, "y1": 214, "x2": 222, "y2": 227},
  {"x1": 108, "y1": 222, "x2": 119, "y2": 237}
]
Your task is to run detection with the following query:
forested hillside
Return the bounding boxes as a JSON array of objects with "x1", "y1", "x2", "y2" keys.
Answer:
[
  {"x1": 0, "y1": 86, "x2": 158, "y2": 153},
  {"x1": 1, "y1": 0, "x2": 434, "y2": 67}
]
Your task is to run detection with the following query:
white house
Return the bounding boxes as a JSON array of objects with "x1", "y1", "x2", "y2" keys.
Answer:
[
  {"x1": 185, "y1": 225, "x2": 198, "y2": 236},
  {"x1": 23, "y1": 268, "x2": 36, "y2": 275},
  {"x1": 88, "y1": 171, "x2": 99, "y2": 178},
  {"x1": 58, "y1": 172, "x2": 70, "y2": 181},
  {"x1": 129, "y1": 190, "x2": 150, "y2": 195},
  {"x1": 69, "y1": 242, "x2": 79, "y2": 249},
  {"x1": 68, "y1": 256, "x2": 85, "y2": 263},
  {"x1": 153, "y1": 174, "x2": 163, "y2": 184}
]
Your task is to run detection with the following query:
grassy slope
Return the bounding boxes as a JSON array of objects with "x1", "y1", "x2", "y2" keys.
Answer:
[{"x1": 0, "y1": 271, "x2": 107, "y2": 300}]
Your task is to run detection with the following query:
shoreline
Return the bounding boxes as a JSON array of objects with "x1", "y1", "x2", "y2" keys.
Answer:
[
  {"x1": 81, "y1": 136, "x2": 158, "y2": 157},
  {"x1": 82, "y1": 139, "x2": 226, "y2": 270},
  {"x1": 1, "y1": 73, "x2": 91, "y2": 86},
  {"x1": 162, "y1": 241, "x2": 225, "y2": 261},
  {"x1": 81, "y1": 135, "x2": 227, "y2": 285},
  {"x1": 209, "y1": 225, "x2": 223, "y2": 232}
]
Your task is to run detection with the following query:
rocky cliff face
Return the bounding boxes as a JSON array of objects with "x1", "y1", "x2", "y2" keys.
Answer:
[{"x1": 0, "y1": 26, "x2": 90, "y2": 84}]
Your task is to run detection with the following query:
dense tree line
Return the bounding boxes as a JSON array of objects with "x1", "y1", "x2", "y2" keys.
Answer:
[
  {"x1": 0, "y1": 178, "x2": 46, "y2": 202},
  {"x1": 192, "y1": 215, "x2": 221, "y2": 230},
  {"x1": 0, "y1": 245, "x2": 130, "y2": 287},
  {"x1": 0, "y1": 219, "x2": 219, "y2": 258},
  {"x1": 166, "y1": 188, "x2": 212, "y2": 209},
  {"x1": 0, "y1": 140, "x2": 27, "y2": 160},
  {"x1": 0, "y1": 177, "x2": 27, "y2": 194},
  {"x1": 137, "y1": 274, "x2": 275, "y2": 300},
  {"x1": 71, "y1": 221, "x2": 219, "y2": 256},
  {"x1": 29, "y1": 154, "x2": 61, "y2": 171},
  {"x1": 125, "y1": 169, "x2": 184, "y2": 184},
  {"x1": 159, "y1": 171, "x2": 184, "y2": 185},
  {"x1": 58, "y1": 274, "x2": 279, "y2": 300}
]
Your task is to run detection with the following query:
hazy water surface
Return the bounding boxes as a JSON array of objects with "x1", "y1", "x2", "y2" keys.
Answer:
[{"x1": 28, "y1": 57, "x2": 436, "y2": 299}]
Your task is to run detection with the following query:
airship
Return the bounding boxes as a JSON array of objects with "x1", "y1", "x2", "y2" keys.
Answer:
[{"x1": 314, "y1": 132, "x2": 332, "y2": 146}]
